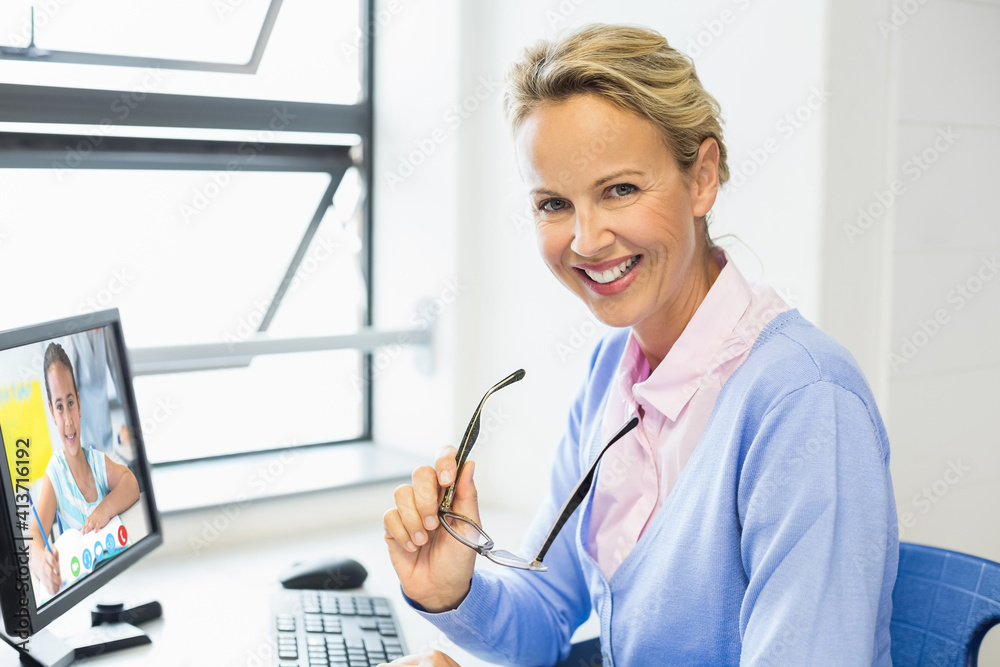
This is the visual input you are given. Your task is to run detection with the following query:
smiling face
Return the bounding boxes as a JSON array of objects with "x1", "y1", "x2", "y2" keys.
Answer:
[
  {"x1": 47, "y1": 362, "x2": 82, "y2": 455},
  {"x1": 515, "y1": 94, "x2": 721, "y2": 364}
]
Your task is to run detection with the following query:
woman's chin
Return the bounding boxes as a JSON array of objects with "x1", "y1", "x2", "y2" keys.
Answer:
[{"x1": 584, "y1": 305, "x2": 636, "y2": 330}]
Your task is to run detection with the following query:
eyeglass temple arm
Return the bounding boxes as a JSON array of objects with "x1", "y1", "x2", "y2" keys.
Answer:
[
  {"x1": 441, "y1": 369, "x2": 526, "y2": 510},
  {"x1": 531, "y1": 416, "x2": 639, "y2": 566}
]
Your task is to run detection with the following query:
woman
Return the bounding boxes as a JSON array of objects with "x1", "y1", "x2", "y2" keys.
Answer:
[
  {"x1": 29, "y1": 341, "x2": 140, "y2": 596},
  {"x1": 383, "y1": 24, "x2": 897, "y2": 666}
]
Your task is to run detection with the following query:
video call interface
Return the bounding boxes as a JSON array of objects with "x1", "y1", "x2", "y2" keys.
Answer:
[{"x1": 0, "y1": 325, "x2": 152, "y2": 608}]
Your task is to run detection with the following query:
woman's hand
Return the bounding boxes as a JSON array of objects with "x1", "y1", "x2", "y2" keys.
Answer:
[
  {"x1": 383, "y1": 448, "x2": 479, "y2": 613},
  {"x1": 379, "y1": 650, "x2": 462, "y2": 666}
]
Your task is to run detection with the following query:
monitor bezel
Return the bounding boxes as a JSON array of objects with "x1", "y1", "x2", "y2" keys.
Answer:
[{"x1": 0, "y1": 309, "x2": 162, "y2": 639}]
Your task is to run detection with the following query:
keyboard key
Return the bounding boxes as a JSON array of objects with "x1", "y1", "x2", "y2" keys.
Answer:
[{"x1": 272, "y1": 590, "x2": 407, "y2": 667}]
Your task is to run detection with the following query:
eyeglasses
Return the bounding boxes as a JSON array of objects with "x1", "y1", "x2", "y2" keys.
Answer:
[{"x1": 438, "y1": 369, "x2": 639, "y2": 572}]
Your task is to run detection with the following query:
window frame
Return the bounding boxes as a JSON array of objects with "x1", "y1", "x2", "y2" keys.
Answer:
[
  {"x1": 0, "y1": 0, "x2": 405, "y2": 471},
  {"x1": 0, "y1": 0, "x2": 285, "y2": 73}
]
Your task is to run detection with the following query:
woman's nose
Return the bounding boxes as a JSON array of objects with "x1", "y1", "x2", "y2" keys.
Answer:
[{"x1": 570, "y1": 209, "x2": 615, "y2": 257}]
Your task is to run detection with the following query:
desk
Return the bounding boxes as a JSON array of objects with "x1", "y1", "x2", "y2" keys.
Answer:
[{"x1": 2, "y1": 507, "x2": 581, "y2": 667}]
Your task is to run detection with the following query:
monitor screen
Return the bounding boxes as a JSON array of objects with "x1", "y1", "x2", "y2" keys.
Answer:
[{"x1": 0, "y1": 310, "x2": 161, "y2": 643}]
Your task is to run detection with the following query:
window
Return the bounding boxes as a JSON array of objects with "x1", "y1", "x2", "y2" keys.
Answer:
[
  {"x1": 0, "y1": 0, "x2": 392, "y2": 466},
  {"x1": 0, "y1": 0, "x2": 361, "y2": 102}
]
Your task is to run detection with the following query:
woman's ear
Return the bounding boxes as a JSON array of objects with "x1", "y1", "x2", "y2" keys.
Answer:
[{"x1": 690, "y1": 137, "x2": 720, "y2": 219}]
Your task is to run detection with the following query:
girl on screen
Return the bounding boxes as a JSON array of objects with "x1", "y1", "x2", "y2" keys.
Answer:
[{"x1": 28, "y1": 342, "x2": 140, "y2": 596}]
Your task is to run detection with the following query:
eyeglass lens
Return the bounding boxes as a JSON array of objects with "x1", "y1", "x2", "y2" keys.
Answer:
[{"x1": 440, "y1": 512, "x2": 493, "y2": 550}]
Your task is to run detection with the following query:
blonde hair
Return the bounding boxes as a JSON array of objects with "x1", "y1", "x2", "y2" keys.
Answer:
[{"x1": 503, "y1": 24, "x2": 729, "y2": 188}]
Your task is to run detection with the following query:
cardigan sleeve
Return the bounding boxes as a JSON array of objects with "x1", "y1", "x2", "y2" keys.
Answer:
[{"x1": 736, "y1": 379, "x2": 897, "y2": 666}]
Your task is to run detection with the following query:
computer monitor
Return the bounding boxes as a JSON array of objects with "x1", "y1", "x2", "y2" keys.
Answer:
[{"x1": 0, "y1": 309, "x2": 162, "y2": 664}]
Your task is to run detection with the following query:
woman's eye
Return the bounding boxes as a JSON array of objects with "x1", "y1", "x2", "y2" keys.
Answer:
[
  {"x1": 610, "y1": 184, "x2": 636, "y2": 198},
  {"x1": 539, "y1": 199, "x2": 568, "y2": 212}
]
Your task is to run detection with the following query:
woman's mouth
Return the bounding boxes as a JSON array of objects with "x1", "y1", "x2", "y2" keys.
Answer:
[
  {"x1": 577, "y1": 255, "x2": 642, "y2": 296},
  {"x1": 582, "y1": 256, "x2": 639, "y2": 284}
]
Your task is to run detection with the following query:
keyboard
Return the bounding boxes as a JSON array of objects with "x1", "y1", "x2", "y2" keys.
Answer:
[{"x1": 272, "y1": 589, "x2": 408, "y2": 666}]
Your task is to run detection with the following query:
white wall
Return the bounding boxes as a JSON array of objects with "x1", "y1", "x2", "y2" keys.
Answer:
[
  {"x1": 820, "y1": 0, "x2": 1000, "y2": 568},
  {"x1": 883, "y1": 0, "x2": 1000, "y2": 562},
  {"x1": 820, "y1": 0, "x2": 1000, "y2": 656},
  {"x1": 372, "y1": 0, "x2": 462, "y2": 455}
]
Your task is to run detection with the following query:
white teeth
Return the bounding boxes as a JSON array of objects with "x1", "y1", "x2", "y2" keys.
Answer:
[{"x1": 585, "y1": 256, "x2": 637, "y2": 284}]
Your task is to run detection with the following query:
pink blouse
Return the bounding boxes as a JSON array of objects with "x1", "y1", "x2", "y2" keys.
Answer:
[{"x1": 586, "y1": 249, "x2": 790, "y2": 579}]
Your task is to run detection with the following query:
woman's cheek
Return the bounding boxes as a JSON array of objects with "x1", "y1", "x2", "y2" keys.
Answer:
[{"x1": 535, "y1": 223, "x2": 569, "y2": 272}]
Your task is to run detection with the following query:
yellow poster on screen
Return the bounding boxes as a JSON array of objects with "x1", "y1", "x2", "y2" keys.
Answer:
[{"x1": 0, "y1": 380, "x2": 54, "y2": 490}]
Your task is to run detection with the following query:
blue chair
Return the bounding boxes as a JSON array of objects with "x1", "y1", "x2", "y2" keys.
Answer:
[
  {"x1": 552, "y1": 637, "x2": 602, "y2": 667},
  {"x1": 553, "y1": 542, "x2": 1000, "y2": 667},
  {"x1": 891, "y1": 542, "x2": 1000, "y2": 666}
]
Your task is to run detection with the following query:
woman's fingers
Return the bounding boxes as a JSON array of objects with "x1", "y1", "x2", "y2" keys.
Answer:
[
  {"x1": 384, "y1": 459, "x2": 467, "y2": 553},
  {"x1": 412, "y1": 466, "x2": 441, "y2": 532},
  {"x1": 450, "y1": 461, "x2": 479, "y2": 523},
  {"x1": 434, "y1": 446, "x2": 459, "y2": 487},
  {"x1": 384, "y1": 459, "x2": 480, "y2": 612},
  {"x1": 392, "y1": 484, "x2": 427, "y2": 547},
  {"x1": 383, "y1": 508, "x2": 416, "y2": 553}
]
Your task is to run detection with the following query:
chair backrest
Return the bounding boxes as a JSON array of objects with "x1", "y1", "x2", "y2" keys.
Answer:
[
  {"x1": 551, "y1": 637, "x2": 602, "y2": 667},
  {"x1": 892, "y1": 542, "x2": 1000, "y2": 666}
]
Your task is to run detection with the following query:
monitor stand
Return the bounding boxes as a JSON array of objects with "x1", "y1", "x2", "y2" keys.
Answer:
[{"x1": 14, "y1": 623, "x2": 150, "y2": 667}]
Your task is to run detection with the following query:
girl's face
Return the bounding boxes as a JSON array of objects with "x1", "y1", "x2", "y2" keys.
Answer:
[
  {"x1": 47, "y1": 363, "x2": 81, "y2": 455},
  {"x1": 514, "y1": 94, "x2": 719, "y2": 343}
]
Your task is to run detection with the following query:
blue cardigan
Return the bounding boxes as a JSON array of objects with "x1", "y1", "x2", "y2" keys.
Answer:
[{"x1": 416, "y1": 310, "x2": 898, "y2": 666}]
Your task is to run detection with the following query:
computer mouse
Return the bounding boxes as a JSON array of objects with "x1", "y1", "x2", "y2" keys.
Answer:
[{"x1": 279, "y1": 556, "x2": 368, "y2": 590}]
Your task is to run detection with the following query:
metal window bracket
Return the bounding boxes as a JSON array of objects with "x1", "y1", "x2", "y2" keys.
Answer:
[{"x1": 128, "y1": 317, "x2": 435, "y2": 377}]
